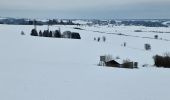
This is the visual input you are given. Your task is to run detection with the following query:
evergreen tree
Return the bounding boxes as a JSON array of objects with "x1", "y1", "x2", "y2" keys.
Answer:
[
  {"x1": 39, "y1": 30, "x2": 43, "y2": 36},
  {"x1": 31, "y1": 29, "x2": 38, "y2": 36},
  {"x1": 54, "y1": 30, "x2": 61, "y2": 38},
  {"x1": 60, "y1": 20, "x2": 64, "y2": 25},
  {"x1": 49, "y1": 31, "x2": 53, "y2": 37},
  {"x1": 71, "y1": 32, "x2": 81, "y2": 39},
  {"x1": 97, "y1": 37, "x2": 100, "y2": 42},
  {"x1": 53, "y1": 19, "x2": 59, "y2": 25},
  {"x1": 43, "y1": 30, "x2": 49, "y2": 37}
]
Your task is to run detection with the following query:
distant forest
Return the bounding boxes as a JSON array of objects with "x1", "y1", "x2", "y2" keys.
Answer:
[
  {"x1": 0, "y1": 18, "x2": 79, "y2": 25},
  {"x1": 0, "y1": 18, "x2": 169, "y2": 27}
]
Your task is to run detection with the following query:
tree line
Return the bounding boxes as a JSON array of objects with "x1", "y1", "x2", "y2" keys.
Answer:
[{"x1": 31, "y1": 29, "x2": 81, "y2": 39}]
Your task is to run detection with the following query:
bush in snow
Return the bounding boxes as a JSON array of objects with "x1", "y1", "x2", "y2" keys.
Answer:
[
  {"x1": 121, "y1": 42, "x2": 127, "y2": 47},
  {"x1": 142, "y1": 64, "x2": 149, "y2": 67},
  {"x1": 123, "y1": 42, "x2": 127, "y2": 47},
  {"x1": 21, "y1": 31, "x2": 25, "y2": 35},
  {"x1": 94, "y1": 37, "x2": 96, "y2": 41},
  {"x1": 102, "y1": 36, "x2": 106, "y2": 42},
  {"x1": 134, "y1": 30, "x2": 142, "y2": 32},
  {"x1": 144, "y1": 43, "x2": 151, "y2": 50},
  {"x1": 153, "y1": 53, "x2": 170, "y2": 68},
  {"x1": 154, "y1": 35, "x2": 158, "y2": 39},
  {"x1": 97, "y1": 37, "x2": 100, "y2": 42}
]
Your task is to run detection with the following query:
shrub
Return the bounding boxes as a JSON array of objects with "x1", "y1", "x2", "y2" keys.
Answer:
[
  {"x1": 142, "y1": 64, "x2": 149, "y2": 67},
  {"x1": 144, "y1": 43, "x2": 151, "y2": 50},
  {"x1": 123, "y1": 42, "x2": 126, "y2": 47},
  {"x1": 97, "y1": 37, "x2": 100, "y2": 42},
  {"x1": 21, "y1": 31, "x2": 25, "y2": 35},
  {"x1": 94, "y1": 37, "x2": 96, "y2": 41},
  {"x1": 73, "y1": 27, "x2": 83, "y2": 30},
  {"x1": 134, "y1": 30, "x2": 142, "y2": 32},
  {"x1": 102, "y1": 36, "x2": 106, "y2": 42},
  {"x1": 153, "y1": 53, "x2": 170, "y2": 68},
  {"x1": 154, "y1": 35, "x2": 158, "y2": 39}
]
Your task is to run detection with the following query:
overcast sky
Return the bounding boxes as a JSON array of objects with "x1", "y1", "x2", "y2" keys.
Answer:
[{"x1": 0, "y1": 0, "x2": 170, "y2": 19}]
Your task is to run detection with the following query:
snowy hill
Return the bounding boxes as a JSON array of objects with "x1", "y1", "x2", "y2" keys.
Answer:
[{"x1": 0, "y1": 24, "x2": 170, "y2": 100}]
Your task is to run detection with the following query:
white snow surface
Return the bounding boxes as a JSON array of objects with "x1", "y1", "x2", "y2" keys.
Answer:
[
  {"x1": 0, "y1": 24, "x2": 170, "y2": 100},
  {"x1": 72, "y1": 20, "x2": 91, "y2": 25}
]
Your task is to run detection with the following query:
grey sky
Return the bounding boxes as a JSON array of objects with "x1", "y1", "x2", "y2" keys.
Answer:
[{"x1": 0, "y1": 0, "x2": 170, "y2": 19}]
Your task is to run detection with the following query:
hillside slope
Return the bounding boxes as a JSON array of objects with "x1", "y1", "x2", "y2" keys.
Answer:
[{"x1": 0, "y1": 25, "x2": 170, "y2": 100}]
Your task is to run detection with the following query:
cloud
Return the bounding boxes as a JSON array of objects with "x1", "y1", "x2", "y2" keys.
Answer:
[
  {"x1": 0, "y1": 0, "x2": 169, "y2": 10},
  {"x1": 0, "y1": 0, "x2": 170, "y2": 19}
]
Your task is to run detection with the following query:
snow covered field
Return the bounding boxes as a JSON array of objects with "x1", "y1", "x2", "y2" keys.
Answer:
[{"x1": 0, "y1": 24, "x2": 170, "y2": 100}]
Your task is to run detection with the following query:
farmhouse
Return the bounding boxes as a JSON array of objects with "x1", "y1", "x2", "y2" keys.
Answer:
[
  {"x1": 105, "y1": 60, "x2": 120, "y2": 67},
  {"x1": 99, "y1": 56, "x2": 138, "y2": 68},
  {"x1": 105, "y1": 60, "x2": 138, "y2": 69}
]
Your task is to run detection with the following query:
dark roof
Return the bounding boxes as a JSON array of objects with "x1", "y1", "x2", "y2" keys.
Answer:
[{"x1": 105, "y1": 60, "x2": 120, "y2": 65}]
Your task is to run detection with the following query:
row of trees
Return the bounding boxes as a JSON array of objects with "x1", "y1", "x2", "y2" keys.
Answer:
[
  {"x1": 47, "y1": 19, "x2": 77, "y2": 25},
  {"x1": 31, "y1": 29, "x2": 81, "y2": 39},
  {"x1": 0, "y1": 18, "x2": 79, "y2": 25},
  {"x1": 31, "y1": 29, "x2": 62, "y2": 38},
  {"x1": 121, "y1": 21, "x2": 168, "y2": 27}
]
